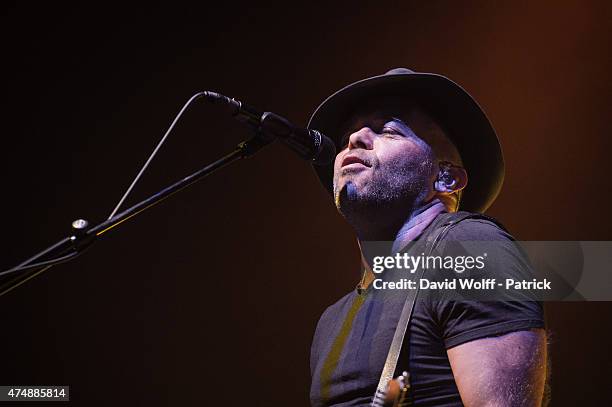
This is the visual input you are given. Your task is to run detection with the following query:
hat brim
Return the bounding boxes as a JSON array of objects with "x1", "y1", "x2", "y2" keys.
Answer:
[{"x1": 307, "y1": 71, "x2": 504, "y2": 213}]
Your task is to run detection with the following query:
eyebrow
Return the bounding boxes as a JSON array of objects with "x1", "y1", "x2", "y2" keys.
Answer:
[{"x1": 387, "y1": 117, "x2": 409, "y2": 132}]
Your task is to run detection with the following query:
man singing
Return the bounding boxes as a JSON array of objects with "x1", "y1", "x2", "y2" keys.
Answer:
[{"x1": 308, "y1": 68, "x2": 547, "y2": 406}]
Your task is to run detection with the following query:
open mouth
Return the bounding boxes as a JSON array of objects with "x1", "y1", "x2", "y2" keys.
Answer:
[{"x1": 341, "y1": 155, "x2": 369, "y2": 168}]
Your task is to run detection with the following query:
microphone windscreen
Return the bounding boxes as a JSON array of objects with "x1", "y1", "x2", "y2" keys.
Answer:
[{"x1": 313, "y1": 132, "x2": 337, "y2": 166}]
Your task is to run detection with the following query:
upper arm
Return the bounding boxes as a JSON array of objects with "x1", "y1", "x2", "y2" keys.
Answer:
[{"x1": 447, "y1": 328, "x2": 547, "y2": 407}]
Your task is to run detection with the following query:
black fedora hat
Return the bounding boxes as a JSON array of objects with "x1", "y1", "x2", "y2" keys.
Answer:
[{"x1": 307, "y1": 68, "x2": 504, "y2": 213}]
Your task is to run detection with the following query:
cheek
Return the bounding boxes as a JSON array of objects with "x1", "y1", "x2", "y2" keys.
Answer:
[
  {"x1": 333, "y1": 152, "x2": 344, "y2": 175},
  {"x1": 377, "y1": 141, "x2": 432, "y2": 174}
]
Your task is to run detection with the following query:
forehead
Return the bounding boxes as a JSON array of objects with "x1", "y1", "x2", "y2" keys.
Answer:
[{"x1": 341, "y1": 97, "x2": 417, "y2": 130}]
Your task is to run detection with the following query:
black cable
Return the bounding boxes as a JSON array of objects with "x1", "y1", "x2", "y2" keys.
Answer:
[
  {"x1": 0, "y1": 91, "x2": 232, "y2": 296},
  {"x1": 0, "y1": 251, "x2": 79, "y2": 277},
  {"x1": 107, "y1": 92, "x2": 209, "y2": 219}
]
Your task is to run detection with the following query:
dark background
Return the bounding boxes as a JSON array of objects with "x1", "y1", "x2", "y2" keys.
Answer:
[{"x1": 1, "y1": 1, "x2": 610, "y2": 406}]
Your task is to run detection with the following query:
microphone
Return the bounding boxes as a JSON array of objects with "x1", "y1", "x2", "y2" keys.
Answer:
[{"x1": 202, "y1": 91, "x2": 336, "y2": 165}]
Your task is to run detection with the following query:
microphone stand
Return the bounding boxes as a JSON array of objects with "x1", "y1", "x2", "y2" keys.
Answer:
[{"x1": 0, "y1": 129, "x2": 275, "y2": 297}]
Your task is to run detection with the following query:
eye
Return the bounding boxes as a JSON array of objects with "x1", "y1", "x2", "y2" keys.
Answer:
[{"x1": 381, "y1": 126, "x2": 400, "y2": 136}]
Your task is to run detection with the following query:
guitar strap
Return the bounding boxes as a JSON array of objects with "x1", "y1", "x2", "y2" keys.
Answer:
[{"x1": 372, "y1": 211, "x2": 487, "y2": 406}]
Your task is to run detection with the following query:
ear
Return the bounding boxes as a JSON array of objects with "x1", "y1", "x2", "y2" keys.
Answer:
[{"x1": 434, "y1": 162, "x2": 468, "y2": 194}]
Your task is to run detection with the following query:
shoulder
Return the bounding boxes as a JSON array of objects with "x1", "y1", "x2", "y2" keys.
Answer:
[
  {"x1": 434, "y1": 212, "x2": 528, "y2": 273},
  {"x1": 437, "y1": 211, "x2": 514, "y2": 242},
  {"x1": 316, "y1": 290, "x2": 357, "y2": 326}
]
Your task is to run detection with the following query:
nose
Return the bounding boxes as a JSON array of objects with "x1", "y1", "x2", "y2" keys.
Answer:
[{"x1": 347, "y1": 127, "x2": 375, "y2": 150}]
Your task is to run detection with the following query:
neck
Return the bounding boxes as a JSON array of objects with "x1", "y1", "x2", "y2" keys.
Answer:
[
  {"x1": 391, "y1": 200, "x2": 446, "y2": 252},
  {"x1": 356, "y1": 199, "x2": 447, "y2": 290}
]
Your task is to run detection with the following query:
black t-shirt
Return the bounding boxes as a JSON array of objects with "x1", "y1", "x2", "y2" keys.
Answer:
[{"x1": 309, "y1": 212, "x2": 545, "y2": 406}]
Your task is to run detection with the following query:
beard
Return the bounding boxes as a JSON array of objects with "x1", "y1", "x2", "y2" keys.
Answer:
[{"x1": 333, "y1": 156, "x2": 434, "y2": 226}]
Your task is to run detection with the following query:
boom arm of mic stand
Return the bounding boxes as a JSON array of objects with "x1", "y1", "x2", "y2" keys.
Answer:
[{"x1": 0, "y1": 130, "x2": 274, "y2": 298}]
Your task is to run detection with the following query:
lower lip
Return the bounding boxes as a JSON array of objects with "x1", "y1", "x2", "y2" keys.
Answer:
[{"x1": 342, "y1": 162, "x2": 367, "y2": 169}]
